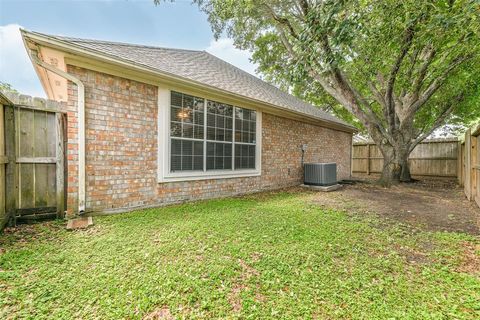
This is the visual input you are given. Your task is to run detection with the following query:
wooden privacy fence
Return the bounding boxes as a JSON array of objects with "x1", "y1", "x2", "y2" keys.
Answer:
[
  {"x1": 459, "y1": 124, "x2": 480, "y2": 209},
  {"x1": 352, "y1": 139, "x2": 459, "y2": 177},
  {"x1": 0, "y1": 92, "x2": 66, "y2": 230}
]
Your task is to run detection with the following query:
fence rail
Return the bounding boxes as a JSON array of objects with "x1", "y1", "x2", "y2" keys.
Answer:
[{"x1": 352, "y1": 139, "x2": 459, "y2": 177}]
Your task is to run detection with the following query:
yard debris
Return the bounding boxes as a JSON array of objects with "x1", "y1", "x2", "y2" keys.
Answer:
[
  {"x1": 228, "y1": 258, "x2": 262, "y2": 312},
  {"x1": 312, "y1": 177, "x2": 479, "y2": 235},
  {"x1": 456, "y1": 241, "x2": 480, "y2": 275},
  {"x1": 238, "y1": 259, "x2": 260, "y2": 277},
  {"x1": 228, "y1": 283, "x2": 247, "y2": 313},
  {"x1": 143, "y1": 306, "x2": 173, "y2": 320},
  {"x1": 250, "y1": 252, "x2": 262, "y2": 262},
  {"x1": 66, "y1": 216, "x2": 93, "y2": 230}
]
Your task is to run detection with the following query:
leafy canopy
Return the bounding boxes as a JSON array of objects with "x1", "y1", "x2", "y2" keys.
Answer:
[{"x1": 161, "y1": 0, "x2": 480, "y2": 135}]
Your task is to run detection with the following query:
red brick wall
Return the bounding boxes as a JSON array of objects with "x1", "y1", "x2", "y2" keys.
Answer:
[
  {"x1": 261, "y1": 114, "x2": 351, "y2": 189},
  {"x1": 66, "y1": 66, "x2": 352, "y2": 214}
]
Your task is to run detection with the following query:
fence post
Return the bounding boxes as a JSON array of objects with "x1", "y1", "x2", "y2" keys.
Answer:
[
  {"x1": 457, "y1": 141, "x2": 463, "y2": 186},
  {"x1": 56, "y1": 113, "x2": 65, "y2": 219},
  {"x1": 464, "y1": 129, "x2": 472, "y2": 200},
  {"x1": 366, "y1": 143, "x2": 371, "y2": 175},
  {"x1": 0, "y1": 104, "x2": 5, "y2": 229},
  {"x1": 4, "y1": 105, "x2": 17, "y2": 225},
  {"x1": 475, "y1": 134, "x2": 480, "y2": 208},
  {"x1": 471, "y1": 131, "x2": 478, "y2": 203}
]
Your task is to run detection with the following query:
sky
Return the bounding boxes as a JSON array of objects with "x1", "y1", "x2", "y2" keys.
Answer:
[{"x1": 0, "y1": 0, "x2": 257, "y2": 98}]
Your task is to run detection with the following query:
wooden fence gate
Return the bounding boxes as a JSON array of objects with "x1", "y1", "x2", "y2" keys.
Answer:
[{"x1": 4, "y1": 101, "x2": 66, "y2": 224}]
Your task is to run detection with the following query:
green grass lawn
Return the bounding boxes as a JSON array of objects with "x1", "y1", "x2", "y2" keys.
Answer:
[{"x1": 1, "y1": 190, "x2": 479, "y2": 319}]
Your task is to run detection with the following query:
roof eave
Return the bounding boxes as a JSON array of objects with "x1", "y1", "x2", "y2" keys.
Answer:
[
  {"x1": 21, "y1": 29, "x2": 357, "y2": 133},
  {"x1": 20, "y1": 29, "x2": 57, "y2": 99}
]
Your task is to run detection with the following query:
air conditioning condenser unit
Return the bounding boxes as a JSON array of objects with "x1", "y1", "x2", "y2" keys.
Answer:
[{"x1": 304, "y1": 162, "x2": 337, "y2": 186}]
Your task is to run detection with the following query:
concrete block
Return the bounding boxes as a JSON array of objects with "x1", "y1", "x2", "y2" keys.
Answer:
[{"x1": 300, "y1": 184, "x2": 343, "y2": 192}]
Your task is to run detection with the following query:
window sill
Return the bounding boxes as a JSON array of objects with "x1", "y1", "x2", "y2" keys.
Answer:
[{"x1": 158, "y1": 170, "x2": 261, "y2": 183}]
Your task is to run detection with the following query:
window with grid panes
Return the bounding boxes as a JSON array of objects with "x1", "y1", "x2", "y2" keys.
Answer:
[
  {"x1": 234, "y1": 107, "x2": 256, "y2": 169},
  {"x1": 170, "y1": 91, "x2": 257, "y2": 172},
  {"x1": 206, "y1": 100, "x2": 233, "y2": 170},
  {"x1": 170, "y1": 91, "x2": 204, "y2": 171}
]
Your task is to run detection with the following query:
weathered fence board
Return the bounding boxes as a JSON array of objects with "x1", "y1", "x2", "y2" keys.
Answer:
[{"x1": 353, "y1": 139, "x2": 458, "y2": 177}]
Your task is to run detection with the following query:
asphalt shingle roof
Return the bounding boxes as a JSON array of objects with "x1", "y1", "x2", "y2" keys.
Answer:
[{"x1": 29, "y1": 31, "x2": 354, "y2": 130}]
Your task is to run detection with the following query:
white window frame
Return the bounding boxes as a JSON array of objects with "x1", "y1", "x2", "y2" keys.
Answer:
[{"x1": 157, "y1": 86, "x2": 262, "y2": 182}]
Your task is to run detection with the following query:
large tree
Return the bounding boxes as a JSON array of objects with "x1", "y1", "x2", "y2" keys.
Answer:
[{"x1": 157, "y1": 0, "x2": 480, "y2": 185}]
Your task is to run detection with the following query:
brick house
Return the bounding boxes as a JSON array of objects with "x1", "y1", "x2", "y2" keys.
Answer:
[{"x1": 22, "y1": 30, "x2": 356, "y2": 215}]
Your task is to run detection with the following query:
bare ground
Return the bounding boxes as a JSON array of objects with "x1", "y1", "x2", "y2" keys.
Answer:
[{"x1": 312, "y1": 176, "x2": 480, "y2": 235}]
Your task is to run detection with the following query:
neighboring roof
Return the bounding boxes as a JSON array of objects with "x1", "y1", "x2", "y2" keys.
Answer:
[{"x1": 22, "y1": 30, "x2": 356, "y2": 132}]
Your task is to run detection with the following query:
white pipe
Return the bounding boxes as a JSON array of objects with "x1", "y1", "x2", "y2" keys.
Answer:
[{"x1": 30, "y1": 51, "x2": 86, "y2": 214}]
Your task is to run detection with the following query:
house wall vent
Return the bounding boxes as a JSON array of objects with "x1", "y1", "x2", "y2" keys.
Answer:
[{"x1": 304, "y1": 163, "x2": 337, "y2": 186}]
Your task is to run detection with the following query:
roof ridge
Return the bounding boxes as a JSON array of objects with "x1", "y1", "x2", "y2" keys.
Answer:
[{"x1": 28, "y1": 30, "x2": 204, "y2": 53}]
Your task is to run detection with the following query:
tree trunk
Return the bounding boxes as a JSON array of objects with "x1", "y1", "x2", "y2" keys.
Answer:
[
  {"x1": 378, "y1": 143, "x2": 412, "y2": 186},
  {"x1": 399, "y1": 156, "x2": 412, "y2": 182}
]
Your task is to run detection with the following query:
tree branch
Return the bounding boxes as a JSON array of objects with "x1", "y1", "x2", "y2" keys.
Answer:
[
  {"x1": 276, "y1": 25, "x2": 296, "y2": 57},
  {"x1": 385, "y1": 25, "x2": 415, "y2": 131},
  {"x1": 263, "y1": 3, "x2": 300, "y2": 40},
  {"x1": 368, "y1": 81, "x2": 385, "y2": 106},
  {"x1": 409, "y1": 94, "x2": 463, "y2": 150},
  {"x1": 407, "y1": 54, "x2": 472, "y2": 116},
  {"x1": 350, "y1": 83, "x2": 386, "y2": 127},
  {"x1": 411, "y1": 45, "x2": 436, "y2": 100},
  {"x1": 296, "y1": 0, "x2": 309, "y2": 16},
  {"x1": 400, "y1": 46, "x2": 421, "y2": 98}
]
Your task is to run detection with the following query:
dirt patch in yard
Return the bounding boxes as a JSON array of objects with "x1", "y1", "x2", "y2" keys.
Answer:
[
  {"x1": 227, "y1": 258, "x2": 262, "y2": 312},
  {"x1": 143, "y1": 306, "x2": 173, "y2": 320},
  {"x1": 312, "y1": 176, "x2": 480, "y2": 235},
  {"x1": 456, "y1": 242, "x2": 480, "y2": 274}
]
